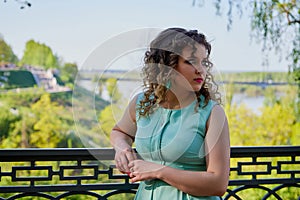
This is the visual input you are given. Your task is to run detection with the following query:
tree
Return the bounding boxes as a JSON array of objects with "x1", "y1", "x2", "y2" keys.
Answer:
[
  {"x1": 59, "y1": 62, "x2": 78, "y2": 88},
  {"x1": 98, "y1": 104, "x2": 123, "y2": 138},
  {"x1": 197, "y1": 0, "x2": 299, "y2": 90},
  {"x1": 225, "y1": 85, "x2": 299, "y2": 146},
  {"x1": 225, "y1": 103, "x2": 261, "y2": 145},
  {"x1": 6, "y1": 107, "x2": 35, "y2": 148},
  {"x1": 0, "y1": 38, "x2": 18, "y2": 64},
  {"x1": 106, "y1": 78, "x2": 122, "y2": 103},
  {"x1": 258, "y1": 103, "x2": 296, "y2": 145},
  {"x1": 30, "y1": 93, "x2": 66, "y2": 147},
  {"x1": 20, "y1": 40, "x2": 58, "y2": 69},
  {"x1": 0, "y1": 107, "x2": 19, "y2": 140}
]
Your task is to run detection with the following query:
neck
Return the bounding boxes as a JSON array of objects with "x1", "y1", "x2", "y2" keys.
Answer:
[{"x1": 161, "y1": 90, "x2": 196, "y2": 109}]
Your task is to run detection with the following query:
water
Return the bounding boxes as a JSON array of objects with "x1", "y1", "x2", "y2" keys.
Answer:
[
  {"x1": 231, "y1": 93, "x2": 265, "y2": 114},
  {"x1": 77, "y1": 79, "x2": 266, "y2": 113},
  {"x1": 117, "y1": 80, "x2": 143, "y2": 100},
  {"x1": 117, "y1": 81, "x2": 267, "y2": 114}
]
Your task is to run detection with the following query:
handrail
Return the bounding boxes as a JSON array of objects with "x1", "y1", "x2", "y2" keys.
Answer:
[{"x1": 0, "y1": 146, "x2": 299, "y2": 199}]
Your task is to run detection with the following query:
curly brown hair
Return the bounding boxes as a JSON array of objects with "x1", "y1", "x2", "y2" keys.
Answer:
[{"x1": 138, "y1": 27, "x2": 221, "y2": 117}]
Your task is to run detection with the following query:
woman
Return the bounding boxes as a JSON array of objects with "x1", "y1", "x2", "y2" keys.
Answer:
[{"x1": 110, "y1": 27, "x2": 230, "y2": 200}]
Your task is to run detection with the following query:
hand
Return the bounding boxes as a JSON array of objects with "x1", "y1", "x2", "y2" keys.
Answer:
[
  {"x1": 115, "y1": 147, "x2": 137, "y2": 174},
  {"x1": 128, "y1": 160, "x2": 164, "y2": 183}
]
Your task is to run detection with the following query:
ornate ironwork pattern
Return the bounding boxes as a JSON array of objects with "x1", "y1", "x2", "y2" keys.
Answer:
[
  {"x1": 0, "y1": 146, "x2": 299, "y2": 200},
  {"x1": 0, "y1": 148, "x2": 138, "y2": 199},
  {"x1": 227, "y1": 146, "x2": 300, "y2": 200}
]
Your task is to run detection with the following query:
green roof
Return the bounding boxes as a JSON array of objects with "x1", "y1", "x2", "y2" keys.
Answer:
[{"x1": 0, "y1": 70, "x2": 37, "y2": 89}]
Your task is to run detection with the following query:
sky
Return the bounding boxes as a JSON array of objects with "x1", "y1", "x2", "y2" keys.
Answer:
[{"x1": 0, "y1": 0, "x2": 289, "y2": 72}]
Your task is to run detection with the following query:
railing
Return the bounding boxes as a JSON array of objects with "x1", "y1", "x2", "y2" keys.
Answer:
[{"x1": 0, "y1": 146, "x2": 299, "y2": 200}]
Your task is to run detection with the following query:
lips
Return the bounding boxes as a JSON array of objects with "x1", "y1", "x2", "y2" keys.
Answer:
[{"x1": 194, "y1": 78, "x2": 203, "y2": 83}]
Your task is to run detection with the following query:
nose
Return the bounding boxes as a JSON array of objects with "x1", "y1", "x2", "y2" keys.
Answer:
[{"x1": 194, "y1": 64, "x2": 205, "y2": 74}]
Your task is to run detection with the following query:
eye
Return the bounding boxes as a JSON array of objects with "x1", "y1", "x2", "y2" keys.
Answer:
[
  {"x1": 184, "y1": 59, "x2": 197, "y2": 66},
  {"x1": 201, "y1": 59, "x2": 212, "y2": 68}
]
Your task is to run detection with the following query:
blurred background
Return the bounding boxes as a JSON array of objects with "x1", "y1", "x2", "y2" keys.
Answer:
[{"x1": 0, "y1": 0, "x2": 299, "y2": 149}]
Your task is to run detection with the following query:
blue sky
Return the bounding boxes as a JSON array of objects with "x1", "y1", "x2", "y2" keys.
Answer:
[{"x1": 0, "y1": 0, "x2": 289, "y2": 72}]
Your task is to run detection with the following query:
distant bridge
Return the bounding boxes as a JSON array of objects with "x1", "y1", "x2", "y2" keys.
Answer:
[
  {"x1": 220, "y1": 81, "x2": 293, "y2": 87},
  {"x1": 81, "y1": 76, "x2": 293, "y2": 88},
  {"x1": 115, "y1": 78, "x2": 293, "y2": 88}
]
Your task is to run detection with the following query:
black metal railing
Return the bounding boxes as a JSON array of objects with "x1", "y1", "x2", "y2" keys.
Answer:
[{"x1": 0, "y1": 146, "x2": 299, "y2": 200}]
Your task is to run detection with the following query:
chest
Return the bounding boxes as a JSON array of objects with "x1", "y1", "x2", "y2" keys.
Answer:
[{"x1": 135, "y1": 108, "x2": 207, "y2": 164}]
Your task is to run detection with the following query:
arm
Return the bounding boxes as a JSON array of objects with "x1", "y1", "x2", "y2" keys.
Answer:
[
  {"x1": 129, "y1": 105, "x2": 230, "y2": 196},
  {"x1": 110, "y1": 95, "x2": 138, "y2": 173}
]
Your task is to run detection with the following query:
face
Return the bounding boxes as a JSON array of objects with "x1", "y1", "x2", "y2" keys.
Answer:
[{"x1": 173, "y1": 43, "x2": 208, "y2": 92}]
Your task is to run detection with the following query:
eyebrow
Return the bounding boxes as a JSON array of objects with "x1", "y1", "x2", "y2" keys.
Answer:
[
  {"x1": 185, "y1": 56, "x2": 198, "y2": 59},
  {"x1": 185, "y1": 56, "x2": 207, "y2": 60}
]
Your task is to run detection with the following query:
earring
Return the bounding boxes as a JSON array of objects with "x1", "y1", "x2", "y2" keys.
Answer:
[{"x1": 166, "y1": 80, "x2": 172, "y2": 90}]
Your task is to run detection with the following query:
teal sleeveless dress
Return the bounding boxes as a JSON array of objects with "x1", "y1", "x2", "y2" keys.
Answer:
[{"x1": 134, "y1": 93, "x2": 221, "y2": 200}]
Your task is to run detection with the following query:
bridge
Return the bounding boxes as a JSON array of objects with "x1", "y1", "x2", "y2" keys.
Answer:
[
  {"x1": 220, "y1": 81, "x2": 293, "y2": 88},
  {"x1": 79, "y1": 76, "x2": 292, "y2": 87}
]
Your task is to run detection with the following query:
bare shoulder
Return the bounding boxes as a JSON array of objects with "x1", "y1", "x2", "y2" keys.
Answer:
[
  {"x1": 113, "y1": 94, "x2": 141, "y2": 137},
  {"x1": 206, "y1": 104, "x2": 228, "y2": 130},
  {"x1": 127, "y1": 93, "x2": 141, "y2": 123},
  {"x1": 211, "y1": 104, "x2": 226, "y2": 117}
]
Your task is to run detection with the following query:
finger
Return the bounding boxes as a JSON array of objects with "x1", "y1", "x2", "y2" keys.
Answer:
[
  {"x1": 130, "y1": 176, "x2": 139, "y2": 183},
  {"x1": 118, "y1": 148, "x2": 133, "y2": 172},
  {"x1": 129, "y1": 172, "x2": 135, "y2": 178},
  {"x1": 124, "y1": 148, "x2": 136, "y2": 162},
  {"x1": 115, "y1": 159, "x2": 124, "y2": 172},
  {"x1": 119, "y1": 156, "x2": 129, "y2": 172},
  {"x1": 116, "y1": 154, "x2": 128, "y2": 172},
  {"x1": 125, "y1": 172, "x2": 131, "y2": 176},
  {"x1": 128, "y1": 160, "x2": 134, "y2": 168},
  {"x1": 123, "y1": 167, "x2": 130, "y2": 173},
  {"x1": 126, "y1": 151, "x2": 136, "y2": 163},
  {"x1": 132, "y1": 151, "x2": 138, "y2": 160}
]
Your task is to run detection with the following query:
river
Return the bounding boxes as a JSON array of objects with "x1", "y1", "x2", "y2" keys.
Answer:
[{"x1": 77, "y1": 79, "x2": 266, "y2": 114}]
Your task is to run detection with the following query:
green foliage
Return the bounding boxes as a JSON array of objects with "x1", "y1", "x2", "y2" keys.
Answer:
[
  {"x1": 221, "y1": 71, "x2": 291, "y2": 82},
  {"x1": 224, "y1": 82, "x2": 234, "y2": 106},
  {"x1": 250, "y1": 0, "x2": 299, "y2": 79},
  {"x1": 225, "y1": 185, "x2": 300, "y2": 200},
  {"x1": 0, "y1": 71, "x2": 298, "y2": 198},
  {"x1": 226, "y1": 85, "x2": 299, "y2": 146},
  {"x1": 215, "y1": 0, "x2": 300, "y2": 71},
  {"x1": 0, "y1": 87, "x2": 44, "y2": 106},
  {"x1": 209, "y1": 0, "x2": 300, "y2": 97},
  {"x1": 59, "y1": 62, "x2": 78, "y2": 89},
  {"x1": 20, "y1": 39, "x2": 58, "y2": 69},
  {"x1": 72, "y1": 85, "x2": 109, "y2": 113},
  {"x1": 0, "y1": 89, "x2": 90, "y2": 148},
  {"x1": 0, "y1": 159, "x2": 135, "y2": 200},
  {"x1": 226, "y1": 103, "x2": 261, "y2": 145},
  {"x1": 0, "y1": 106, "x2": 36, "y2": 148},
  {"x1": 263, "y1": 87, "x2": 277, "y2": 106},
  {"x1": 98, "y1": 104, "x2": 123, "y2": 137},
  {"x1": 97, "y1": 79, "x2": 106, "y2": 97},
  {"x1": 222, "y1": 72, "x2": 296, "y2": 98},
  {"x1": 106, "y1": 78, "x2": 122, "y2": 103},
  {"x1": 30, "y1": 94, "x2": 65, "y2": 147},
  {"x1": 50, "y1": 90, "x2": 73, "y2": 106},
  {"x1": 0, "y1": 107, "x2": 20, "y2": 139},
  {"x1": 0, "y1": 38, "x2": 18, "y2": 64},
  {"x1": 258, "y1": 103, "x2": 296, "y2": 145}
]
